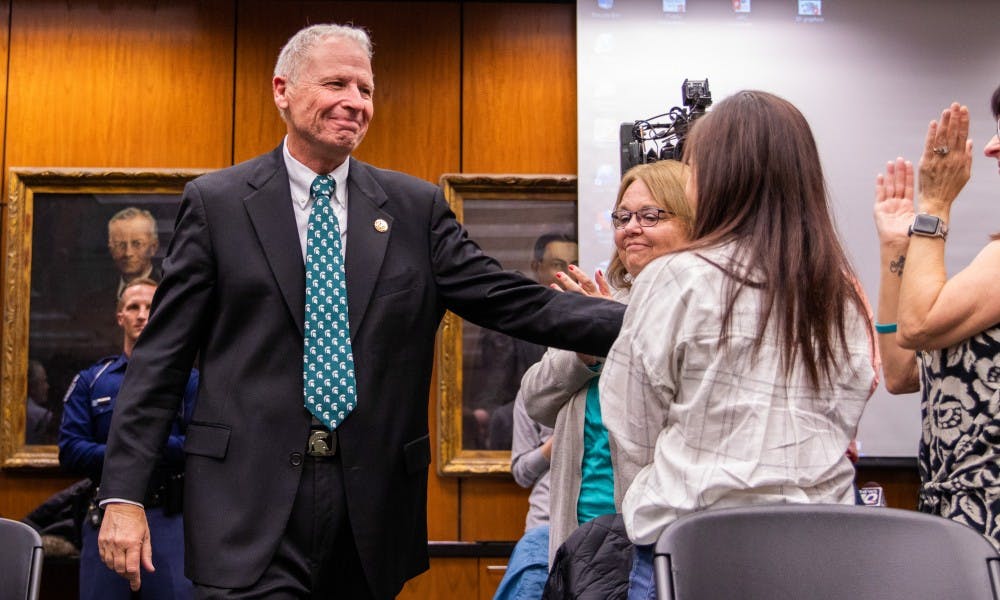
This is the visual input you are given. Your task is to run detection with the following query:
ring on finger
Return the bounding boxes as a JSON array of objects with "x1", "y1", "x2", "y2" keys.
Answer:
[{"x1": 933, "y1": 146, "x2": 949, "y2": 156}]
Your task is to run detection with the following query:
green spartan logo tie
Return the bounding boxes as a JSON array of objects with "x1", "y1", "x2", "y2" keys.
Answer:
[{"x1": 303, "y1": 174, "x2": 356, "y2": 430}]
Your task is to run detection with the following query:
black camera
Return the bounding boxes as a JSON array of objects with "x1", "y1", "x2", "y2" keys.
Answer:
[
  {"x1": 681, "y1": 79, "x2": 712, "y2": 110},
  {"x1": 619, "y1": 78, "x2": 712, "y2": 176}
]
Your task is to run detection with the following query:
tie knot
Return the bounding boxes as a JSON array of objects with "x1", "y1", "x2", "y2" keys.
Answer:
[{"x1": 311, "y1": 175, "x2": 335, "y2": 201}]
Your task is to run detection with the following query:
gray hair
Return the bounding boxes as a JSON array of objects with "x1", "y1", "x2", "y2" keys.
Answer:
[
  {"x1": 274, "y1": 23, "x2": 373, "y2": 85},
  {"x1": 108, "y1": 206, "x2": 157, "y2": 237}
]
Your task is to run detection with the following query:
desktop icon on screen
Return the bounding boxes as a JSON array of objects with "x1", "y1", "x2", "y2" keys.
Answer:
[
  {"x1": 663, "y1": 0, "x2": 686, "y2": 13},
  {"x1": 597, "y1": 0, "x2": 614, "y2": 9},
  {"x1": 798, "y1": 0, "x2": 822, "y2": 16},
  {"x1": 732, "y1": 0, "x2": 751, "y2": 13}
]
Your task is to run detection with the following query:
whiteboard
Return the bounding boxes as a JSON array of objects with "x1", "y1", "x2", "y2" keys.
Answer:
[{"x1": 577, "y1": 0, "x2": 1000, "y2": 457}]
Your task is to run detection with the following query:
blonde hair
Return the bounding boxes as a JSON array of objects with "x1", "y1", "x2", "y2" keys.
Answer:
[
  {"x1": 117, "y1": 277, "x2": 158, "y2": 309},
  {"x1": 606, "y1": 160, "x2": 692, "y2": 289}
]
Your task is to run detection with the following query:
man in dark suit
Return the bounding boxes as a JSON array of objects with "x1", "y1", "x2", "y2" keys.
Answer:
[{"x1": 96, "y1": 23, "x2": 624, "y2": 599}]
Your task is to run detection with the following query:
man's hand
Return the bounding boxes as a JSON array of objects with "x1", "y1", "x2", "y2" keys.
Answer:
[{"x1": 98, "y1": 502, "x2": 154, "y2": 591}]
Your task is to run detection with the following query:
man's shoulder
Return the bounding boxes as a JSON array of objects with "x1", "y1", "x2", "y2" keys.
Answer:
[
  {"x1": 350, "y1": 158, "x2": 439, "y2": 196},
  {"x1": 75, "y1": 354, "x2": 124, "y2": 383},
  {"x1": 190, "y1": 147, "x2": 281, "y2": 193}
]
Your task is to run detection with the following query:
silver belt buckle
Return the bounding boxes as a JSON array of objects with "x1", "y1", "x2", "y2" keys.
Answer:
[{"x1": 307, "y1": 430, "x2": 336, "y2": 457}]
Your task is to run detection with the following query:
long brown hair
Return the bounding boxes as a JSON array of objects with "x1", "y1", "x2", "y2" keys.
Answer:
[
  {"x1": 683, "y1": 90, "x2": 871, "y2": 390},
  {"x1": 606, "y1": 160, "x2": 692, "y2": 290}
]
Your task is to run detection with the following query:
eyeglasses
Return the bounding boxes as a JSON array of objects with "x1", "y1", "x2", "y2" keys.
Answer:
[{"x1": 610, "y1": 208, "x2": 672, "y2": 230}]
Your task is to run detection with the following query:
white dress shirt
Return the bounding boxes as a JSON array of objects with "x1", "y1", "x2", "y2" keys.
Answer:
[
  {"x1": 102, "y1": 142, "x2": 353, "y2": 510},
  {"x1": 282, "y1": 138, "x2": 350, "y2": 260}
]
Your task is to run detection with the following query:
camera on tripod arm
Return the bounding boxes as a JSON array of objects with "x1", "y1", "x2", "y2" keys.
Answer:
[
  {"x1": 619, "y1": 78, "x2": 712, "y2": 177},
  {"x1": 681, "y1": 78, "x2": 711, "y2": 111}
]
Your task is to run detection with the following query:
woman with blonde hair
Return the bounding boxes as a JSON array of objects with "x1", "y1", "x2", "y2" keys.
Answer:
[{"x1": 518, "y1": 159, "x2": 692, "y2": 587}]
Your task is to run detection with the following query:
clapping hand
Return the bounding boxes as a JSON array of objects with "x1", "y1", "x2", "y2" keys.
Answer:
[
  {"x1": 874, "y1": 157, "x2": 915, "y2": 248},
  {"x1": 918, "y1": 102, "x2": 973, "y2": 211}
]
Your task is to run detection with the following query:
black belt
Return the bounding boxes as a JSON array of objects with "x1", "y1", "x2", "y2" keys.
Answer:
[{"x1": 307, "y1": 429, "x2": 338, "y2": 457}]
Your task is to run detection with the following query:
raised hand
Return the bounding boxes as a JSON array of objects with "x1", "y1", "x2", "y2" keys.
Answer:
[
  {"x1": 918, "y1": 102, "x2": 974, "y2": 211},
  {"x1": 551, "y1": 265, "x2": 613, "y2": 300},
  {"x1": 874, "y1": 157, "x2": 915, "y2": 248}
]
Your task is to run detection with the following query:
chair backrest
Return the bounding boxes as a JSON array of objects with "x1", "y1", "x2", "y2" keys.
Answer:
[
  {"x1": 0, "y1": 518, "x2": 44, "y2": 600},
  {"x1": 654, "y1": 504, "x2": 1000, "y2": 600}
]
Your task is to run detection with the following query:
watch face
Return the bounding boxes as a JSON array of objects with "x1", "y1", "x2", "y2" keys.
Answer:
[{"x1": 912, "y1": 213, "x2": 941, "y2": 235}]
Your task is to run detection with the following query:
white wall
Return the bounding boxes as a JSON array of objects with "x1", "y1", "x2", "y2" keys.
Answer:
[{"x1": 577, "y1": 0, "x2": 1000, "y2": 456}]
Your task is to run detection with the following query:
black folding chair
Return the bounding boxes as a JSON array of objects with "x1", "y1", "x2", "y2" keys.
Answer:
[
  {"x1": 0, "y1": 517, "x2": 44, "y2": 600},
  {"x1": 654, "y1": 504, "x2": 1000, "y2": 600}
]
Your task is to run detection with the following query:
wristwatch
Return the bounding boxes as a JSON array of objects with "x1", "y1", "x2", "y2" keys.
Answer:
[{"x1": 908, "y1": 213, "x2": 948, "y2": 240}]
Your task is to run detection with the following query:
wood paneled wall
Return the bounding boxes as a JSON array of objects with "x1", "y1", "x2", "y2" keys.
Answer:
[
  {"x1": 6, "y1": 1, "x2": 235, "y2": 169},
  {"x1": 0, "y1": 0, "x2": 579, "y2": 542},
  {"x1": 0, "y1": 2, "x2": 919, "y2": 592},
  {"x1": 461, "y1": 3, "x2": 576, "y2": 174}
]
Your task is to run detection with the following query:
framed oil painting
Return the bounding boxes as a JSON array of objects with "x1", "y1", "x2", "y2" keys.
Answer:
[
  {"x1": 436, "y1": 174, "x2": 577, "y2": 475},
  {"x1": 1, "y1": 168, "x2": 207, "y2": 468}
]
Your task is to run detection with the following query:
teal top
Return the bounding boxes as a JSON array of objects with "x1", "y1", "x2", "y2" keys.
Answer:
[{"x1": 576, "y1": 377, "x2": 616, "y2": 524}]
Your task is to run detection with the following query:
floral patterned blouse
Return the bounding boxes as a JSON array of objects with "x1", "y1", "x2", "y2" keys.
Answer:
[{"x1": 918, "y1": 324, "x2": 1000, "y2": 548}]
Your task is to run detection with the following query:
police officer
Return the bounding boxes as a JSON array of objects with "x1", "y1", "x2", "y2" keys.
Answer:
[{"x1": 59, "y1": 277, "x2": 197, "y2": 600}]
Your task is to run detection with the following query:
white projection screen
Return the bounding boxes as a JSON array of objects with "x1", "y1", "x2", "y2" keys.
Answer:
[{"x1": 577, "y1": 0, "x2": 1000, "y2": 458}]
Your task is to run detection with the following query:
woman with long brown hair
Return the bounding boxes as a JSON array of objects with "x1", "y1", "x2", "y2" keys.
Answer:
[{"x1": 599, "y1": 91, "x2": 878, "y2": 599}]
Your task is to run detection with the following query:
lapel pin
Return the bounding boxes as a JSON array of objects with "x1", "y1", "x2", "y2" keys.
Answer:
[{"x1": 374, "y1": 218, "x2": 389, "y2": 233}]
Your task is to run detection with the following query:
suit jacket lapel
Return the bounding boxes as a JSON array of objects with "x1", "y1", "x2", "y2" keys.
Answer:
[
  {"x1": 345, "y1": 158, "x2": 392, "y2": 337},
  {"x1": 243, "y1": 146, "x2": 306, "y2": 336}
]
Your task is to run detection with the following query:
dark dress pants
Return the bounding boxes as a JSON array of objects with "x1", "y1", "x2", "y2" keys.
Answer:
[{"x1": 194, "y1": 452, "x2": 375, "y2": 599}]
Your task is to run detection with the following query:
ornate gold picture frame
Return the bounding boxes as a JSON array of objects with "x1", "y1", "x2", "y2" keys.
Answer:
[
  {"x1": 436, "y1": 174, "x2": 577, "y2": 476},
  {"x1": 1, "y1": 168, "x2": 207, "y2": 469}
]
